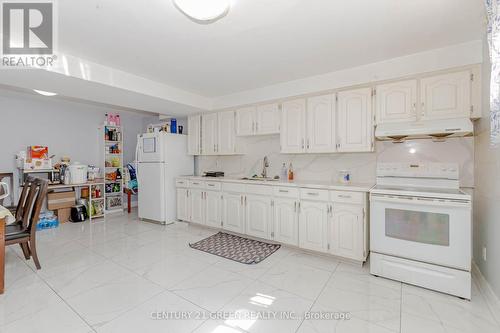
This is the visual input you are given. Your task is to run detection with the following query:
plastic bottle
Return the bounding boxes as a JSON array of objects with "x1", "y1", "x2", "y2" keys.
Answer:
[
  {"x1": 280, "y1": 163, "x2": 288, "y2": 181},
  {"x1": 288, "y1": 163, "x2": 294, "y2": 181}
]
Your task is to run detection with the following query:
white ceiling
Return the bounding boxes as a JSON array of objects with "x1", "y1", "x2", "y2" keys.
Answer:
[{"x1": 58, "y1": 0, "x2": 485, "y2": 98}]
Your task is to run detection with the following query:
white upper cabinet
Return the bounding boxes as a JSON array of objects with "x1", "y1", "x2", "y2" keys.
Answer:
[
  {"x1": 329, "y1": 203, "x2": 364, "y2": 260},
  {"x1": 306, "y1": 94, "x2": 336, "y2": 153},
  {"x1": 337, "y1": 88, "x2": 373, "y2": 152},
  {"x1": 245, "y1": 195, "x2": 272, "y2": 240},
  {"x1": 217, "y1": 111, "x2": 236, "y2": 154},
  {"x1": 236, "y1": 106, "x2": 256, "y2": 136},
  {"x1": 280, "y1": 98, "x2": 307, "y2": 153},
  {"x1": 187, "y1": 115, "x2": 201, "y2": 155},
  {"x1": 256, "y1": 103, "x2": 280, "y2": 135},
  {"x1": 376, "y1": 80, "x2": 417, "y2": 124},
  {"x1": 202, "y1": 113, "x2": 218, "y2": 155},
  {"x1": 298, "y1": 201, "x2": 328, "y2": 252},
  {"x1": 420, "y1": 71, "x2": 471, "y2": 120},
  {"x1": 236, "y1": 104, "x2": 280, "y2": 136}
]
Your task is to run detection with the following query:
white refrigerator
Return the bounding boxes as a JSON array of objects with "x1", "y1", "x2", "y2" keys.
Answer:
[{"x1": 136, "y1": 132, "x2": 194, "y2": 224}]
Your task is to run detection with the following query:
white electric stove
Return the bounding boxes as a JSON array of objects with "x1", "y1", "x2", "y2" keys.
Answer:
[{"x1": 369, "y1": 162, "x2": 472, "y2": 299}]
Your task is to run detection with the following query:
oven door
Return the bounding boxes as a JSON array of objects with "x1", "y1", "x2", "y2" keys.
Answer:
[{"x1": 370, "y1": 193, "x2": 471, "y2": 270}]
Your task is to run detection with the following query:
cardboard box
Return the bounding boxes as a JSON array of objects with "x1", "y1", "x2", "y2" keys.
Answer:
[
  {"x1": 47, "y1": 191, "x2": 75, "y2": 210},
  {"x1": 28, "y1": 146, "x2": 48, "y2": 159},
  {"x1": 55, "y1": 208, "x2": 71, "y2": 223}
]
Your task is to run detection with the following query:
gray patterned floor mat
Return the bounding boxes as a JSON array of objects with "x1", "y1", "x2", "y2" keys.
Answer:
[{"x1": 189, "y1": 232, "x2": 281, "y2": 264}]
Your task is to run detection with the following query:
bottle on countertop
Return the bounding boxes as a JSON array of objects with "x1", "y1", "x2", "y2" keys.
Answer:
[
  {"x1": 288, "y1": 163, "x2": 294, "y2": 181},
  {"x1": 280, "y1": 163, "x2": 288, "y2": 181}
]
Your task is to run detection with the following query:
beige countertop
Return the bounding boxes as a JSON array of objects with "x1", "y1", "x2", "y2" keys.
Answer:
[{"x1": 176, "y1": 175, "x2": 374, "y2": 192}]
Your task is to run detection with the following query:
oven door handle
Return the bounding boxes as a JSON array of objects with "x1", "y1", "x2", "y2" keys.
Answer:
[{"x1": 370, "y1": 194, "x2": 470, "y2": 208}]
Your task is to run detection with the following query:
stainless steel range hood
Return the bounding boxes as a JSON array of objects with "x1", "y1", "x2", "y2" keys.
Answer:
[{"x1": 375, "y1": 118, "x2": 474, "y2": 142}]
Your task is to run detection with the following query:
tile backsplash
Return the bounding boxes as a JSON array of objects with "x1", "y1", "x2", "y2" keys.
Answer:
[{"x1": 196, "y1": 136, "x2": 474, "y2": 187}]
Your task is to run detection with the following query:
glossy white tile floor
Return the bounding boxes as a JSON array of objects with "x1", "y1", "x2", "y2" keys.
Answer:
[{"x1": 1, "y1": 212, "x2": 499, "y2": 333}]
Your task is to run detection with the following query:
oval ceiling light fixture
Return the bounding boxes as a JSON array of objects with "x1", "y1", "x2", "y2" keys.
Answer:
[
  {"x1": 173, "y1": 0, "x2": 230, "y2": 23},
  {"x1": 33, "y1": 89, "x2": 58, "y2": 97}
]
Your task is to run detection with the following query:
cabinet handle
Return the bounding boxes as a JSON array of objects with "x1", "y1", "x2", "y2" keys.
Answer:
[
  {"x1": 208, "y1": 184, "x2": 215, "y2": 187},
  {"x1": 412, "y1": 102, "x2": 417, "y2": 114},
  {"x1": 279, "y1": 189, "x2": 289, "y2": 193},
  {"x1": 294, "y1": 201, "x2": 297, "y2": 212},
  {"x1": 298, "y1": 202, "x2": 301, "y2": 212},
  {"x1": 245, "y1": 196, "x2": 247, "y2": 205},
  {"x1": 307, "y1": 138, "x2": 310, "y2": 149},
  {"x1": 338, "y1": 194, "x2": 351, "y2": 199},
  {"x1": 187, "y1": 190, "x2": 189, "y2": 197},
  {"x1": 421, "y1": 102, "x2": 425, "y2": 116},
  {"x1": 307, "y1": 192, "x2": 319, "y2": 196},
  {"x1": 301, "y1": 138, "x2": 305, "y2": 149}
]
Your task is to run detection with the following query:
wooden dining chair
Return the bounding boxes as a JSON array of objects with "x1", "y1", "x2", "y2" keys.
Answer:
[{"x1": 5, "y1": 177, "x2": 48, "y2": 269}]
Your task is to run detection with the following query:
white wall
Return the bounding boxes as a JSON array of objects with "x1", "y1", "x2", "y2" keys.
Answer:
[
  {"x1": 196, "y1": 136, "x2": 474, "y2": 187},
  {"x1": 0, "y1": 88, "x2": 157, "y2": 196},
  {"x1": 473, "y1": 38, "x2": 500, "y2": 299},
  {"x1": 212, "y1": 41, "x2": 483, "y2": 110}
]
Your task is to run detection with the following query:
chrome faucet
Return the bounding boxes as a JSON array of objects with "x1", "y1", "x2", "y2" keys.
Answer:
[{"x1": 262, "y1": 156, "x2": 269, "y2": 178}]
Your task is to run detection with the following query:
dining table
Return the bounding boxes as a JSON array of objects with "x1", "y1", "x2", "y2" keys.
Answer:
[{"x1": 0, "y1": 205, "x2": 14, "y2": 294}]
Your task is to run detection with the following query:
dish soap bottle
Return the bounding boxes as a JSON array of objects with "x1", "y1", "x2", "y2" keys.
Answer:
[
  {"x1": 288, "y1": 162, "x2": 294, "y2": 181},
  {"x1": 280, "y1": 163, "x2": 288, "y2": 181}
]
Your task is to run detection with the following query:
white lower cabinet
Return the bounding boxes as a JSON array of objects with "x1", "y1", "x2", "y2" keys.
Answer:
[
  {"x1": 190, "y1": 189, "x2": 205, "y2": 224},
  {"x1": 245, "y1": 194, "x2": 272, "y2": 240},
  {"x1": 205, "y1": 190, "x2": 222, "y2": 228},
  {"x1": 176, "y1": 188, "x2": 190, "y2": 221},
  {"x1": 329, "y1": 203, "x2": 364, "y2": 260},
  {"x1": 177, "y1": 179, "x2": 368, "y2": 263},
  {"x1": 222, "y1": 192, "x2": 245, "y2": 234},
  {"x1": 273, "y1": 198, "x2": 299, "y2": 246},
  {"x1": 299, "y1": 201, "x2": 329, "y2": 252}
]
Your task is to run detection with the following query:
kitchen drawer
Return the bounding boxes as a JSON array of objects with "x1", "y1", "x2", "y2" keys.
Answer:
[
  {"x1": 246, "y1": 184, "x2": 273, "y2": 196},
  {"x1": 330, "y1": 190, "x2": 364, "y2": 204},
  {"x1": 222, "y1": 182, "x2": 246, "y2": 193},
  {"x1": 300, "y1": 188, "x2": 329, "y2": 201},
  {"x1": 175, "y1": 179, "x2": 188, "y2": 188},
  {"x1": 273, "y1": 186, "x2": 299, "y2": 198},
  {"x1": 205, "y1": 181, "x2": 222, "y2": 191},
  {"x1": 188, "y1": 180, "x2": 205, "y2": 188}
]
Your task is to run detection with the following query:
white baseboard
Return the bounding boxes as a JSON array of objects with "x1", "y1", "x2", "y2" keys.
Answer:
[{"x1": 472, "y1": 262, "x2": 500, "y2": 325}]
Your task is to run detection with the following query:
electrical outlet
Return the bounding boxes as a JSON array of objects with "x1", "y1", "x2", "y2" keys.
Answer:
[{"x1": 482, "y1": 246, "x2": 487, "y2": 261}]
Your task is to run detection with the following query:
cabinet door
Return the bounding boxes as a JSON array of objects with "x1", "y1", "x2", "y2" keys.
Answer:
[
  {"x1": 236, "y1": 106, "x2": 256, "y2": 136},
  {"x1": 176, "y1": 188, "x2": 189, "y2": 221},
  {"x1": 256, "y1": 103, "x2": 280, "y2": 135},
  {"x1": 337, "y1": 88, "x2": 373, "y2": 152},
  {"x1": 205, "y1": 190, "x2": 221, "y2": 228},
  {"x1": 307, "y1": 94, "x2": 335, "y2": 153},
  {"x1": 274, "y1": 198, "x2": 298, "y2": 246},
  {"x1": 218, "y1": 111, "x2": 236, "y2": 154},
  {"x1": 330, "y1": 203, "x2": 364, "y2": 260},
  {"x1": 245, "y1": 194, "x2": 272, "y2": 240},
  {"x1": 281, "y1": 99, "x2": 306, "y2": 153},
  {"x1": 202, "y1": 113, "x2": 218, "y2": 155},
  {"x1": 222, "y1": 192, "x2": 245, "y2": 234},
  {"x1": 376, "y1": 80, "x2": 417, "y2": 124},
  {"x1": 420, "y1": 71, "x2": 471, "y2": 120},
  {"x1": 190, "y1": 189, "x2": 205, "y2": 224},
  {"x1": 187, "y1": 115, "x2": 201, "y2": 155},
  {"x1": 298, "y1": 201, "x2": 328, "y2": 252}
]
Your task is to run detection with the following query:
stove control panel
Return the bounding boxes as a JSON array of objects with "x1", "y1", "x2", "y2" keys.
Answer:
[{"x1": 377, "y1": 163, "x2": 459, "y2": 180}]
